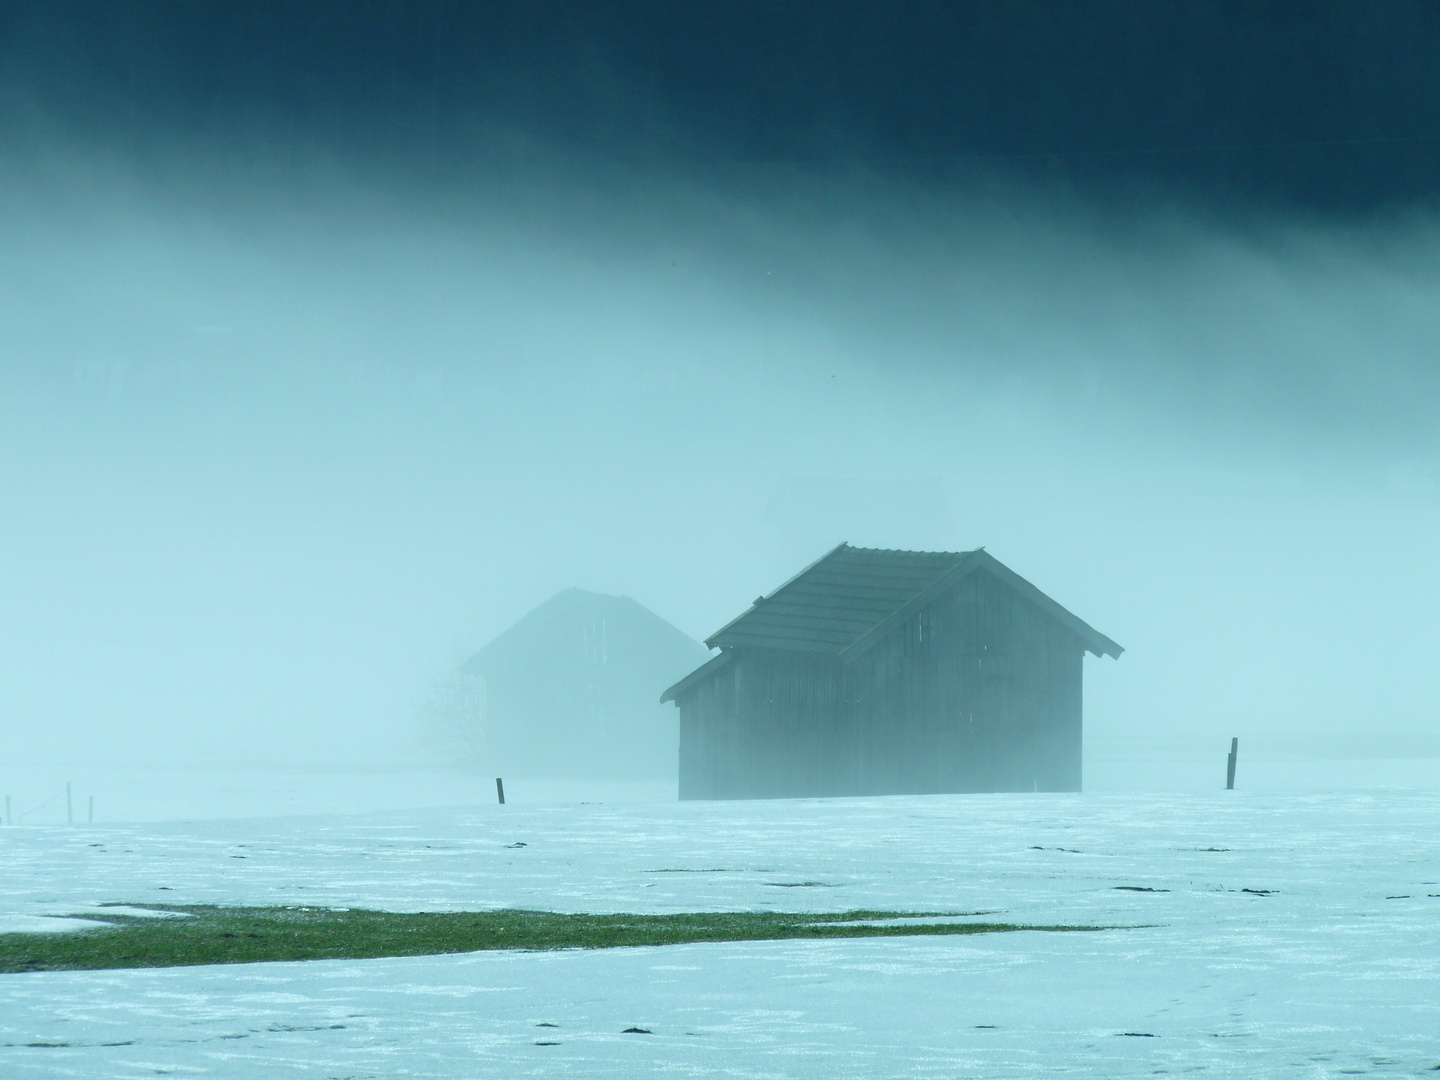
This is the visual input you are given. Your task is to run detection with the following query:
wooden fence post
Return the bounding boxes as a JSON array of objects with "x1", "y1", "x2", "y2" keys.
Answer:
[
  {"x1": 496, "y1": 778, "x2": 506, "y2": 805},
  {"x1": 1226, "y1": 738, "x2": 1238, "y2": 790}
]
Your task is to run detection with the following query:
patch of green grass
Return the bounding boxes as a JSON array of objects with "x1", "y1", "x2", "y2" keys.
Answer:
[{"x1": 0, "y1": 906, "x2": 1102, "y2": 973}]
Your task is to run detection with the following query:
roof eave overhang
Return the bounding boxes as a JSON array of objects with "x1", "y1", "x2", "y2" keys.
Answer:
[
  {"x1": 660, "y1": 650, "x2": 733, "y2": 704},
  {"x1": 971, "y1": 551, "x2": 1124, "y2": 659}
]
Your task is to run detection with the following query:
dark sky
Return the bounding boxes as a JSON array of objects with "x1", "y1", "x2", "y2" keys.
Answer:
[
  {"x1": 3, "y1": 4, "x2": 1439, "y2": 772},
  {"x1": 6, "y1": 1, "x2": 1440, "y2": 213}
]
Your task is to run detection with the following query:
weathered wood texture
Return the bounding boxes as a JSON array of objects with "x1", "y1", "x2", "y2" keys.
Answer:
[{"x1": 677, "y1": 568, "x2": 1086, "y2": 799}]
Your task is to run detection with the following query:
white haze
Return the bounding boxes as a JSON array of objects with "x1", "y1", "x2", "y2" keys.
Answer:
[{"x1": 2, "y1": 144, "x2": 1438, "y2": 776}]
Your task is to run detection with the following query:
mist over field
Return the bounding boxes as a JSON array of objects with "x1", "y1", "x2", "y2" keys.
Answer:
[
  {"x1": 9, "y1": 13, "x2": 1440, "y2": 1078},
  {"x1": 2, "y1": 3, "x2": 1439, "y2": 784}
]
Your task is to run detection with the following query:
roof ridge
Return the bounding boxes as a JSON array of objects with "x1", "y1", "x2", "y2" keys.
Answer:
[{"x1": 842, "y1": 545, "x2": 972, "y2": 557}]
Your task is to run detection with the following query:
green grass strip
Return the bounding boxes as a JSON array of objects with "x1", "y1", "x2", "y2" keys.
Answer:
[{"x1": 0, "y1": 906, "x2": 1100, "y2": 973}]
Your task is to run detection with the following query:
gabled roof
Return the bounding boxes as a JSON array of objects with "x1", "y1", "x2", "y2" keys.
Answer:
[
  {"x1": 463, "y1": 587, "x2": 708, "y2": 679},
  {"x1": 704, "y1": 543, "x2": 967, "y2": 654},
  {"x1": 701, "y1": 543, "x2": 1123, "y2": 660}
]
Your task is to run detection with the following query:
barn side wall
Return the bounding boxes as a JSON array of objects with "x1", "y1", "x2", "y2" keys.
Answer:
[
  {"x1": 677, "y1": 568, "x2": 1085, "y2": 799},
  {"x1": 678, "y1": 650, "x2": 853, "y2": 799}
]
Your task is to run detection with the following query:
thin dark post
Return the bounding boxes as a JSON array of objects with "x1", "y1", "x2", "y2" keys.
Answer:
[
  {"x1": 495, "y1": 778, "x2": 505, "y2": 805},
  {"x1": 66, "y1": 782, "x2": 73, "y2": 824},
  {"x1": 1226, "y1": 738, "x2": 1238, "y2": 790}
]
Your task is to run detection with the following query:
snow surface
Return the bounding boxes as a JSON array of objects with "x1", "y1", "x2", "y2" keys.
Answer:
[
  {"x1": 6, "y1": 755, "x2": 1439, "y2": 825},
  {"x1": 3, "y1": 790, "x2": 1439, "y2": 1077},
  {"x1": 0, "y1": 915, "x2": 110, "y2": 935}
]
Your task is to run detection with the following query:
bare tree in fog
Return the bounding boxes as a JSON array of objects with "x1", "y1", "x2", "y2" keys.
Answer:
[{"x1": 418, "y1": 665, "x2": 488, "y2": 766}]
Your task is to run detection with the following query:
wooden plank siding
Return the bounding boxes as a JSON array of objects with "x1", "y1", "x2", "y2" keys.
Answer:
[{"x1": 677, "y1": 567, "x2": 1086, "y2": 799}]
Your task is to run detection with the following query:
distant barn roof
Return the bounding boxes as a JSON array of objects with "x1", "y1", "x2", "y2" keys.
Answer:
[{"x1": 704, "y1": 543, "x2": 1122, "y2": 661}]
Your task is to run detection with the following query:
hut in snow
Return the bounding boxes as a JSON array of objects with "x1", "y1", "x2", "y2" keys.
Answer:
[
  {"x1": 461, "y1": 588, "x2": 709, "y2": 780},
  {"x1": 661, "y1": 544, "x2": 1121, "y2": 799}
]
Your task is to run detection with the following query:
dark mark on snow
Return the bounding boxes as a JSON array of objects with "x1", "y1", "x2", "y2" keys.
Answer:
[
  {"x1": 975, "y1": 1024, "x2": 997, "y2": 1029},
  {"x1": 623, "y1": 1027, "x2": 653, "y2": 1034},
  {"x1": 268, "y1": 1024, "x2": 346, "y2": 1032},
  {"x1": 1114, "y1": 887, "x2": 1169, "y2": 892},
  {"x1": 535, "y1": 1040, "x2": 561, "y2": 1046},
  {"x1": 1119, "y1": 1032, "x2": 1156, "y2": 1037},
  {"x1": 1197, "y1": 847, "x2": 1230, "y2": 852},
  {"x1": 1241, "y1": 889, "x2": 1274, "y2": 896},
  {"x1": 9, "y1": 1040, "x2": 130, "y2": 1049},
  {"x1": 536, "y1": 1023, "x2": 558, "y2": 1028},
  {"x1": 765, "y1": 882, "x2": 836, "y2": 888},
  {"x1": 506, "y1": 842, "x2": 527, "y2": 848},
  {"x1": 1386, "y1": 895, "x2": 1411, "y2": 900}
]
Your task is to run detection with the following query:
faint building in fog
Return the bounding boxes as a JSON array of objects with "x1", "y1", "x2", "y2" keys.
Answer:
[
  {"x1": 662, "y1": 544, "x2": 1121, "y2": 799},
  {"x1": 462, "y1": 589, "x2": 709, "y2": 780}
]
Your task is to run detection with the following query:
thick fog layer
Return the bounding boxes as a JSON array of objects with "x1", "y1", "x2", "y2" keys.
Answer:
[{"x1": 2, "y1": 143, "x2": 1438, "y2": 773}]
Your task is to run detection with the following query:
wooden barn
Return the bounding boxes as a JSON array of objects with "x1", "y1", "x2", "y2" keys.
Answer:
[
  {"x1": 661, "y1": 544, "x2": 1122, "y2": 799},
  {"x1": 459, "y1": 588, "x2": 709, "y2": 781}
]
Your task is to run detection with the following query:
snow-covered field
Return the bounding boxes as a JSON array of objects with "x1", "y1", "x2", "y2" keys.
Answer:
[{"x1": 3, "y1": 786, "x2": 1440, "y2": 1077}]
